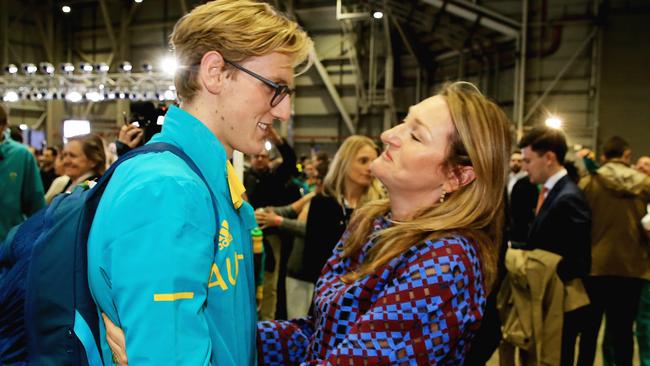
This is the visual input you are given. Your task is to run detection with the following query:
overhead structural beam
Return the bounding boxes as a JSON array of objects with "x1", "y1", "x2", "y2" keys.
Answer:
[
  {"x1": 420, "y1": 0, "x2": 520, "y2": 38},
  {"x1": 523, "y1": 28, "x2": 597, "y2": 124},
  {"x1": 336, "y1": 0, "x2": 369, "y2": 21},
  {"x1": 99, "y1": 0, "x2": 118, "y2": 54},
  {"x1": 312, "y1": 50, "x2": 356, "y2": 135}
]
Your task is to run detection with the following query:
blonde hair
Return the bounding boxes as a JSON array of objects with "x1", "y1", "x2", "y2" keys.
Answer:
[
  {"x1": 170, "y1": 0, "x2": 313, "y2": 103},
  {"x1": 323, "y1": 135, "x2": 385, "y2": 207},
  {"x1": 342, "y1": 82, "x2": 511, "y2": 289}
]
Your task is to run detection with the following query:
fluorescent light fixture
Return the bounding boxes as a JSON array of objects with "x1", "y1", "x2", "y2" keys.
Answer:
[
  {"x1": 63, "y1": 119, "x2": 90, "y2": 141},
  {"x1": 373, "y1": 11, "x2": 384, "y2": 19},
  {"x1": 160, "y1": 56, "x2": 178, "y2": 76},
  {"x1": 545, "y1": 116, "x2": 562, "y2": 129}
]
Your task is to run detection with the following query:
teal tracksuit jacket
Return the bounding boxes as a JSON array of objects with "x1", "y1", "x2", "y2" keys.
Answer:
[
  {"x1": 88, "y1": 106, "x2": 257, "y2": 365},
  {"x1": 0, "y1": 131, "x2": 45, "y2": 241}
]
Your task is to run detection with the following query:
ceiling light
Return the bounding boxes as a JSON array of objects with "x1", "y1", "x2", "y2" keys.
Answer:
[
  {"x1": 79, "y1": 62, "x2": 93, "y2": 73},
  {"x1": 95, "y1": 63, "x2": 110, "y2": 73},
  {"x1": 373, "y1": 11, "x2": 384, "y2": 19},
  {"x1": 39, "y1": 62, "x2": 55, "y2": 75},
  {"x1": 160, "y1": 56, "x2": 178, "y2": 76},
  {"x1": 62, "y1": 5, "x2": 71, "y2": 13},
  {"x1": 5, "y1": 64, "x2": 18, "y2": 75},
  {"x1": 119, "y1": 62, "x2": 133, "y2": 73},
  {"x1": 22, "y1": 63, "x2": 38, "y2": 75},
  {"x1": 65, "y1": 91, "x2": 83, "y2": 103},
  {"x1": 545, "y1": 116, "x2": 562, "y2": 129},
  {"x1": 19, "y1": 124, "x2": 28, "y2": 131},
  {"x1": 60, "y1": 63, "x2": 75, "y2": 74},
  {"x1": 3, "y1": 90, "x2": 19, "y2": 102}
]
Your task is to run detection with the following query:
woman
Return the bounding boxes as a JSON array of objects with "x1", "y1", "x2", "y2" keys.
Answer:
[
  {"x1": 44, "y1": 134, "x2": 106, "y2": 203},
  {"x1": 255, "y1": 161, "x2": 329, "y2": 319},
  {"x1": 302, "y1": 135, "x2": 385, "y2": 286},
  {"x1": 258, "y1": 81, "x2": 510, "y2": 365},
  {"x1": 103, "y1": 81, "x2": 510, "y2": 365}
]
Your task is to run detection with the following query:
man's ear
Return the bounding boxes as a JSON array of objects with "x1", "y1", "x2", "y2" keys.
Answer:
[
  {"x1": 544, "y1": 150, "x2": 558, "y2": 165},
  {"x1": 198, "y1": 51, "x2": 228, "y2": 94},
  {"x1": 443, "y1": 165, "x2": 476, "y2": 193}
]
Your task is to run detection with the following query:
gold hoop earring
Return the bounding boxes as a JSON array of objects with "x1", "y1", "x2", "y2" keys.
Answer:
[{"x1": 439, "y1": 190, "x2": 447, "y2": 203}]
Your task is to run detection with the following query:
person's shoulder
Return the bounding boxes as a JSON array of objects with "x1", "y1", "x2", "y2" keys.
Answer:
[
  {"x1": 408, "y1": 235, "x2": 480, "y2": 268},
  {"x1": 109, "y1": 152, "x2": 208, "y2": 194}
]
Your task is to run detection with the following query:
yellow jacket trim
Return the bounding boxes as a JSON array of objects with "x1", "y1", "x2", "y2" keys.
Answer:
[{"x1": 153, "y1": 292, "x2": 195, "y2": 302}]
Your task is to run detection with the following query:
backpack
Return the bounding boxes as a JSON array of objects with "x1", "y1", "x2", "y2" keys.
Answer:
[{"x1": 0, "y1": 142, "x2": 218, "y2": 365}]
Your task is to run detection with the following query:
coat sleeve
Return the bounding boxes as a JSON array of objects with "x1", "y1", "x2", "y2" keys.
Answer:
[
  {"x1": 554, "y1": 193, "x2": 592, "y2": 281},
  {"x1": 299, "y1": 249, "x2": 483, "y2": 366},
  {"x1": 257, "y1": 317, "x2": 316, "y2": 365},
  {"x1": 99, "y1": 177, "x2": 215, "y2": 365}
]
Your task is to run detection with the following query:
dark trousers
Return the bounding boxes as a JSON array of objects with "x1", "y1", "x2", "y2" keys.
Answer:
[
  {"x1": 561, "y1": 306, "x2": 589, "y2": 366},
  {"x1": 579, "y1": 276, "x2": 643, "y2": 366},
  {"x1": 465, "y1": 290, "x2": 501, "y2": 365}
]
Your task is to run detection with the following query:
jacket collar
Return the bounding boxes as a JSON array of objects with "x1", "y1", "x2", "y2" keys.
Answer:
[{"x1": 152, "y1": 105, "x2": 245, "y2": 209}]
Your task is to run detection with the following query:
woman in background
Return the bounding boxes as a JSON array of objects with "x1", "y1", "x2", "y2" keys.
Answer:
[
  {"x1": 302, "y1": 135, "x2": 385, "y2": 286},
  {"x1": 45, "y1": 134, "x2": 106, "y2": 203}
]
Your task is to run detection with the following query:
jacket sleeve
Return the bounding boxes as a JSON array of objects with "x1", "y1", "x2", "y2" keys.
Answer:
[
  {"x1": 305, "y1": 249, "x2": 482, "y2": 365},
  {"x1": 555, "y1": 194, "x2": 592, "y2": 281},
  {"x1": 274, "y1": 140, "x2": 299, "y2": 183},
  {"x1": 100, "y1": 177, "x2": 215, "y2": 365},
  {"x1": 21, "y1": 151, "x2": 45, "y2": 216},
  {"x1": 257, "y1": 317, "x2": 316, "y2": 365}
]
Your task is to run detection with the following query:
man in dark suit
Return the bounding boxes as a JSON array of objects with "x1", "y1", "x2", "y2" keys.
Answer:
[{"x1": 519, "y1": 126, "x2": 591, "y2": 366}]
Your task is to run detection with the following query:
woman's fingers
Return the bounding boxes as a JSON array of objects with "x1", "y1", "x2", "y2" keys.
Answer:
[{"x1": 101, "y1": 312, "x2": 128, "y2": 365}]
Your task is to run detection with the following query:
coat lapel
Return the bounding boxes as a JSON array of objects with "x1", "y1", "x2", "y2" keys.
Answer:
[{"x1": 529, "y1": 176, "x2": 569, "y2": 238}]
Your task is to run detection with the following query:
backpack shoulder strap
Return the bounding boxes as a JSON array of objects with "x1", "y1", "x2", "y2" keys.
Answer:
[{"x1": 86, "y1": 142, "x2": 219, "y2": 221}]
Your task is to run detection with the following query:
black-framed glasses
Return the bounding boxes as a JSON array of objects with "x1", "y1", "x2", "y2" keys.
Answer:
[{"x1": 224, "y1": 60, "x2": 294, "y2": 107}]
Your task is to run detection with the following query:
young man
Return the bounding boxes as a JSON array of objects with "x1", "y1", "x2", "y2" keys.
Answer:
[
  {"x1": 0, "y1": 105, "x2": 45, "y2": 241},
  {"x1": 578, "y1": 137, "x2": 650, "y2": 366},
  {"x1": 87, "y1": 1, "x2": 312, "y2": 364},
  {"x1": 519, "y1": 126, "x2": 591, "y2": 366}
]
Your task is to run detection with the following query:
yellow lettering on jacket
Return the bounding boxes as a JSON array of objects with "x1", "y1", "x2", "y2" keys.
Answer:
[
  {"x1": 218, "y1": 220, "x2": 233, "y2": 251},
  {"x1": 208, "y1": 251, "x2": 245, "y2": 291}
]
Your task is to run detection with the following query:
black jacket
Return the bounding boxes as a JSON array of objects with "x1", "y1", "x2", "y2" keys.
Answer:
[
  {"x1": 527, "y1": 175, "x2": 592, "y2": 281},
  {"x1": 302, "y1": 194, "x2": 352, "y2": 284},
  {"x1": 244, "y1": 140, "x2": 300, "y2": 209}
]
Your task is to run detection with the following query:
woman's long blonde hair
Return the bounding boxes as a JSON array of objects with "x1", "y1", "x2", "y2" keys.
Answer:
[
  {"x1": 322, "y1": 135, "x2": 385, "y2": 208},
  {"x1": 341, "y1": 82, "x2": 511, "y2": 290}
]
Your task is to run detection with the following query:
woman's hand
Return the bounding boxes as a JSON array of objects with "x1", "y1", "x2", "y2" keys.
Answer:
[
  {"x1": 255, "y1": 208, "x2": 282, "y2": 229},
  {"x1": 102, "y1": 312, "x2": 128, "y2": 365}
]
